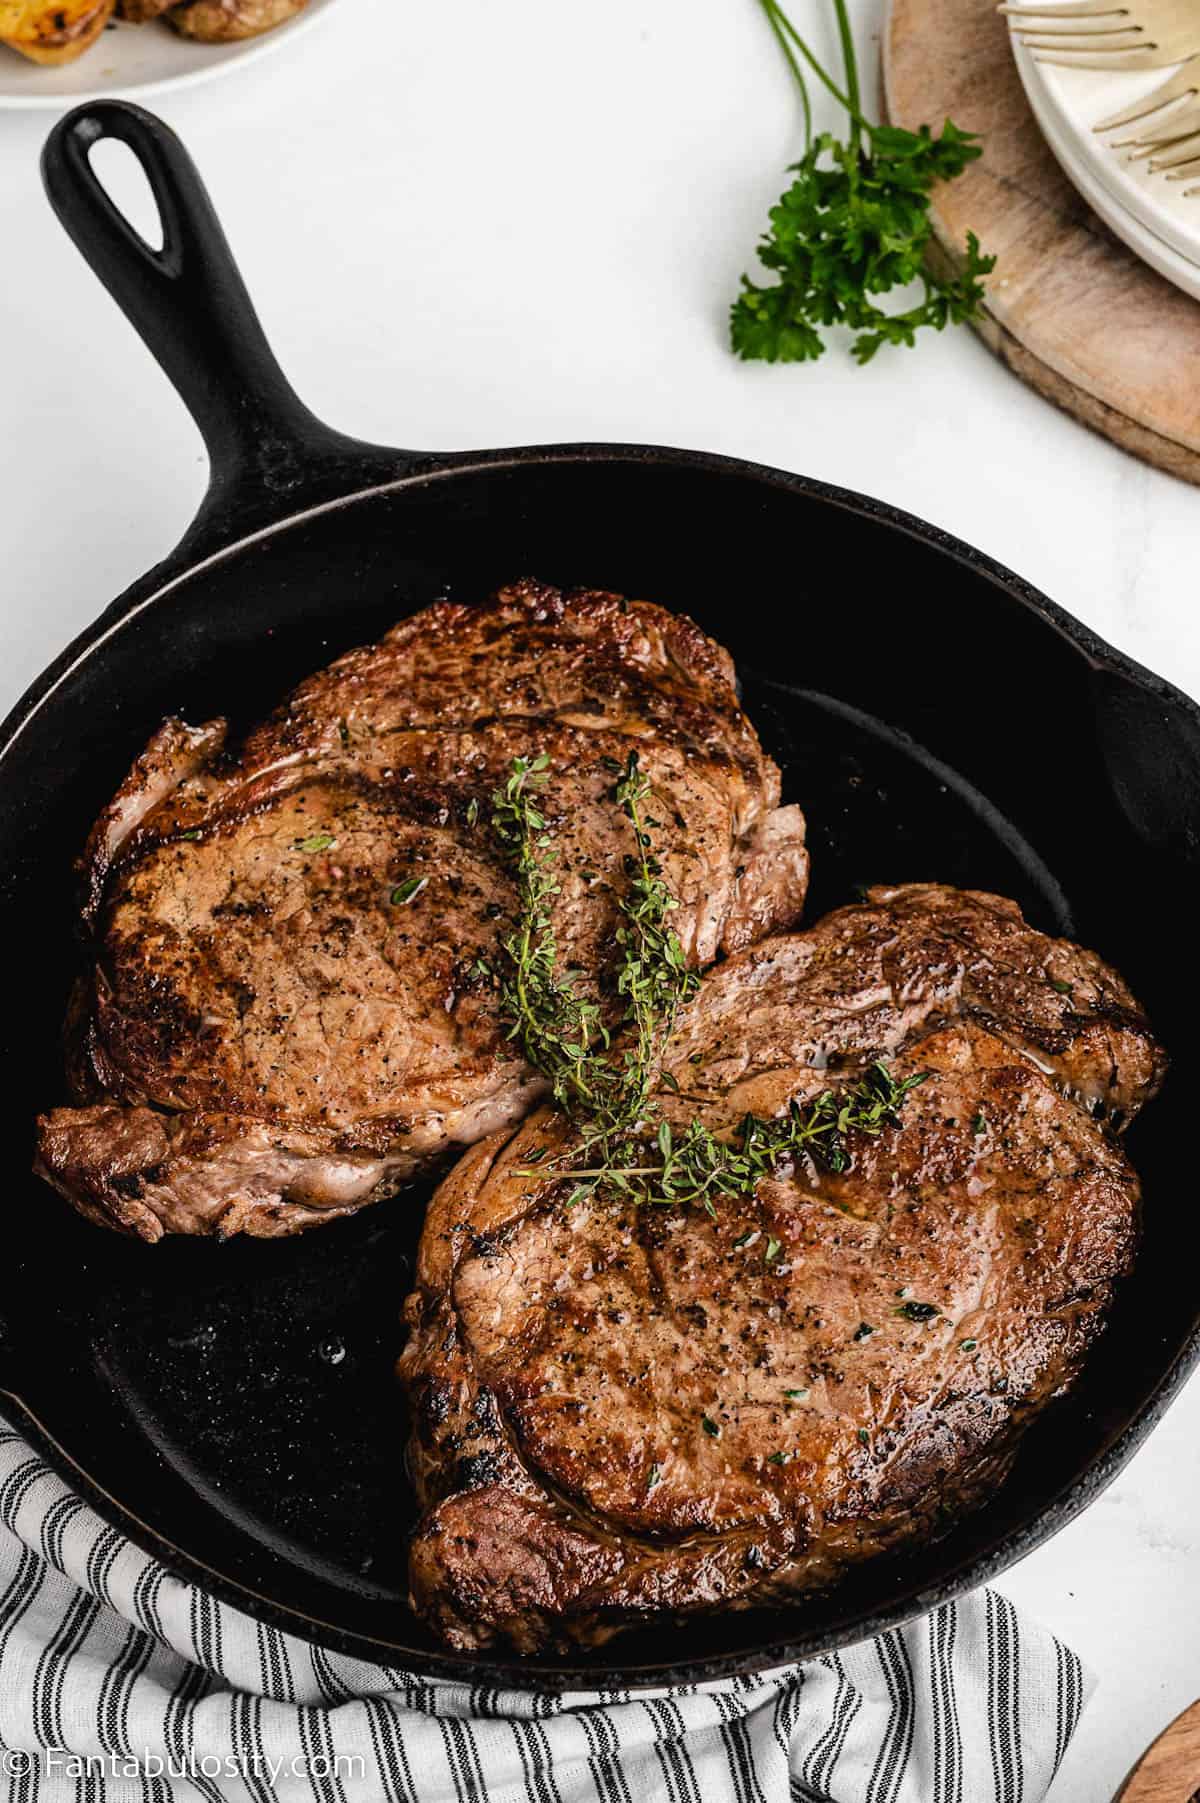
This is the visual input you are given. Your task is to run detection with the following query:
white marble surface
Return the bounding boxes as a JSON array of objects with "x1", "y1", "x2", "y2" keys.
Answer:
[{"x1": 1, "y1": 1, "x2": 1198, "y2": 1796}]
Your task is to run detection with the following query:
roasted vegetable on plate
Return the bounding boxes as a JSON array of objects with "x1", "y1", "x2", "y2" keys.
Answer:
[
  {"x1": 0, "y1": 0, "x2": 306, "y2": 63},
  {"x1": 0, "y1": 0, "x2": 114, "y2": 65}
]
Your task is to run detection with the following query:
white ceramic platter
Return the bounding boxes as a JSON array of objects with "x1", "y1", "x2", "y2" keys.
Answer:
[
  {"x1": 0, "y1": 0, "x2": 335, "y2": 110},
  {"x1": 1011, "y1": 29, "x2": 1200, "y2": 301},
  {"x1": 1009, "y1": 21, "x2": 1200, "y2": 284}
]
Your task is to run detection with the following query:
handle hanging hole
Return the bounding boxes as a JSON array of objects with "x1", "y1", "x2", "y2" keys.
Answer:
[{"x1": 87, "y1": 137, "x2": 165, "y2": 253}]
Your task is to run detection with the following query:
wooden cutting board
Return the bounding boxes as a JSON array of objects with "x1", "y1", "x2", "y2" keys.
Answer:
[
  {"x1": 882, "y1": 0, "x2": 1200, "y2": 484},
  {"x1": 1114, "y1": 1698, "x2": 1200, "y2": 1800}
]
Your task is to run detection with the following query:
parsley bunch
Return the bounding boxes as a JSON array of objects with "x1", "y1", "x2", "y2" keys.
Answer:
[{"x1": 731, "y1": 0, "x2": 995, "y2": 365}]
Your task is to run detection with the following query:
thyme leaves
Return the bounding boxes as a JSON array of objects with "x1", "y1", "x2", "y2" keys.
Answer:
[
  {"x1": 484, "y1": 753, "x2": 926, "y2": 1214},
  {"x1": 485, "y1": 750, "x2": 696, "y2": 1158}
]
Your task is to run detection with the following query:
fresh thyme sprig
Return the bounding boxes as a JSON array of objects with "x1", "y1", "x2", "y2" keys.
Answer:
[
  {"x1": 482, "y1": 753, "x2": 927, "y2": 1215},
  {"x1": 603, "y1": 751, "x2": 702, "y2": 1142},
  {"x1": 564, "y1": 1062, "x2": 929, "y2": 1216},
  {"x1": 484, "y1": 752, "x2": 606, "y2": 1118},
  {"x1": 731, "y1": 0, "x2": 994, "y2": 366},
  {"x1": 482, "y1": 750, "x2": 696, "y2": 1153}
]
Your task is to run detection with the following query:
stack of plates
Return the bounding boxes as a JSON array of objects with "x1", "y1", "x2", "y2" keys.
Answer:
[{"x1": 1010, "y1": 32, "x2": 1200, "y2": 300}]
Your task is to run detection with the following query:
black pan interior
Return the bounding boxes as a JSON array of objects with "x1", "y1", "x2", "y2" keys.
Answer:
[{"x1": 4, "y1": 454, "x2": 1199, "y2": 1685}]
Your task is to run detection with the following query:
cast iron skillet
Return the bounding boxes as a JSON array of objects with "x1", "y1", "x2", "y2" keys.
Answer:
[{"x1": 4, "y1": 98, "x2": 1199, "y2": 1689}]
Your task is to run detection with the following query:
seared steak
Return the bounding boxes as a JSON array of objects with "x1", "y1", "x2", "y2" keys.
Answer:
[
  {"x1": 35, "y1": 581, "x2": 808, "y2": 1240},
  {"x1": 399, "y1": 884, "x2": 1164, "y2": 1653}
]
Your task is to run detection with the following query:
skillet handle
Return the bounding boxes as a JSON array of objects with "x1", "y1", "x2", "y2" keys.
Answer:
[{"x1": 41, "y1": 100, "x2": 420, "y2": 551}]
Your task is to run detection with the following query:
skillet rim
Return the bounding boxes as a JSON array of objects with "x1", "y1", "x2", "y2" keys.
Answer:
[
  {"x1": 3, "y1": 435, "x2": 1199, "y2": 1688},
  {"x1": 8, "y1": 435, "x2": 1200, "y2": 765}
]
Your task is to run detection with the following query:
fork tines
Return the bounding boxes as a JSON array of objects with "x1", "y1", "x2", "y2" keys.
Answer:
[
  {"x1": 1093, "y1": 56, "x2": 1200, "y2": 134},
  {"x1": 1001, "y1": 0, "x2": 1200, "y2": 69}
]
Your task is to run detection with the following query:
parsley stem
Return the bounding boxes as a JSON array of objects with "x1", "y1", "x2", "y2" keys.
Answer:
[
  {"x1": 756, "y1": 0, "x2": 811, "y2": 151},
  {"x1": 829, "y1": 0, "x2": 861, "y2": 151},
  {"x1": 760, "y1": 0, "x2": 864, "y2": 130}
]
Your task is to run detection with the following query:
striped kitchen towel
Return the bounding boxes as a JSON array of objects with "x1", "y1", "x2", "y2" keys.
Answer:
[{"x1": 0, "y1": 1421, "x2": 1090, "y2": 1803}]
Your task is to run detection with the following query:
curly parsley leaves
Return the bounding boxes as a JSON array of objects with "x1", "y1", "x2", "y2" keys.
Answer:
[{"x1": 731, "y1": 0, "x2": 994, "y2": 366}]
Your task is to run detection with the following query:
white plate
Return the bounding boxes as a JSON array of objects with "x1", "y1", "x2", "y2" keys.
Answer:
[
  {"x1": 1012, "y1": 34, "x2": 1200, "y2": 302},
  {"x1": 1009, "y1": 24, "x2": 1200, "y2": 282},
  {"x1": 0, "y1": 0, "x2": 335, "y2": 110}
]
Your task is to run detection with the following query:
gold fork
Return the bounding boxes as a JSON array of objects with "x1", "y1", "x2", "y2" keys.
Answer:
[
  {"x1": 1093, "y1": 56, "x2": 1200, "y2": 188},
  {"x1": 1000, "y1": 0, "x2": 1200, "y2": 70},
  {"x1": 1094, "y1": 55, "x2": 1200, "y2": 139}
]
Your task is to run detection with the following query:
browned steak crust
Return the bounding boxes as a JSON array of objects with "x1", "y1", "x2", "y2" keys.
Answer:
[
  {"x1": 35, "y1": 582, "x2": 808, "y2": 1240},
  {"x1": 398, "y1": 884, "x2": 1164, "y2": 1653}
]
